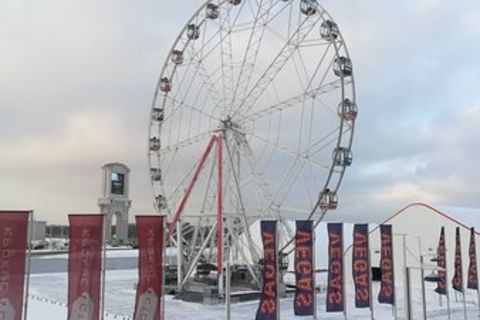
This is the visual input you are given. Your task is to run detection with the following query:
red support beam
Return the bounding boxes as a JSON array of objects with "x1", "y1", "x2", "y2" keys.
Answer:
[
  {"x1": 216, "y1": 133, "x2": 223, "y2": 275},
  {"x1": 167, "y1": 135, "x2": 217, "y2": 238}
]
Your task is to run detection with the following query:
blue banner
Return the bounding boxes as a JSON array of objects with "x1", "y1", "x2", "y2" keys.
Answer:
[
  {"x1": 256, "y1": 221, "x2": 278, "y2": 320},
  {"x1": 378, "y1": 224, "x2": 395, "y2": 305},
  {"x1": 452, "y1": 227, "x2": 463, "y2": 292},
  {"x1": 326, "y1": 223, "x2": 344, "y2": 312},
  {"x1": 294, "y1": 220, "x2": 314, "y2": 316},
  {"x1": 435, "y1": 227, "x2": 447, "y2": 295},
  {"x1": 352, "y1": 224, "x2": 370, "y2": 308},
  {"x1": 468, "y1": 227, "x2": 478, "y2": 290}
]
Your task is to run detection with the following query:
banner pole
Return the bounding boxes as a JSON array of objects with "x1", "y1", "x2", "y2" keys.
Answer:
[
  {"x1": 390, "y1": 230, "x2": 398, "y2": 320},
  {"x1": 162, "y1": 215, "x2": 167, "y2": 320},
  {"x1": 226, "y1": 260, "x2": 231, "y2": 320},
  {"x1": 445, "y1": 247, "x2": 451, "y2": 320},
  {"x1": 217, "y1": 133, "x2": 224, "y2": 298},
  {"x1": 474, "y1": 228, "x2": 480, "y2": 319},
  {"x1": 276, "y1": 221, "x2": 280, "y2": 320},
  {"x1": 312, "y1": 224, "x2": 317, "y2": 320},
  {"x1": 477, "y1": 287, "x2": 480, "y2": 319},
  {"x1": 101, "y1": 213, "x2": 107, "y2": 320},
  {"x1": 23, "y1": 210, "x2": 34, "y2": 320},
  {"x1": 367, "y1": 226, "x2": 374, "y2": 320},
  {"x1": 342, "y1": 224, "x2": 347, "y2": 320}
]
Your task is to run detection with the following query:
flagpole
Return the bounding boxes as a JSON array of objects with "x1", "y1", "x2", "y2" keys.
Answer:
[
  {"x1": 367, "y1": 226, "x2": 374, "y2": 320},
  {"x1": 276, "y1": 221, "x2": 280, "y2": 320},
  {"x1": 100, "y1": 213, "x2": 107, "y2": 320},
  {"x1": 312, "y1": 224, "x2": 317, "y2": 320},
  {"x1": 472, "y1": 227, "x2": 480, "y2": 318},
  {"x1": 342, "y1": 224, "x2": 347, "y2": 320},
  {"x1": 162, "y1": 215, "x2": 167, "y2": 320},
  {"x1": 23, "y1": 210, "x2": 34, "y2": 320},
  {"x1": 226, "y1": 259, "x2": 231, "y2": 320},
  {"x1": 445, "y1": 246, "x2": 451, "y2": 320}
]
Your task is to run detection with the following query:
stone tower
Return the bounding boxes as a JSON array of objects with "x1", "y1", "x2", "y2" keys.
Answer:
[{"x1": 98, "y1": 163, "x2": 131, "y2": 242}]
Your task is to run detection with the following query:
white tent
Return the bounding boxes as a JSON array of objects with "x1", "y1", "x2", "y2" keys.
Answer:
[{"x1": 342, "y1": 202, "x2": 480, "y2": 316}]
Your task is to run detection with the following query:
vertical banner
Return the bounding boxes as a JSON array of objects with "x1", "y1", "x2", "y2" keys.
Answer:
[
  {"x1": 352, "y1": 224, "x2": 370, "y2": 308},
  {"x1": 133, "y1": 216, "x2": 164, "y2": 320},
  {"x1": 378, "y1": 224, "x2": 395, "y2": 305},
  {"x1": 468, "y1": 227, "x2": 478, "y2": 290},
  {"x1": 435, "y1": 227, "x2": 447, "y2": 295},
  {"x1": 294, "y1": 220, "x2": 314, "y2": 316},
  {"x1": 326, "y1": 223, "x2": 344, "y2": 313},
  {"x1": 0, "y1": 211, "x2": 29, "y2": 320},
  {"x1": 68, "y1": 214, "x2": 103, "y2": 320},
  {"x1": 452, "y1": 227, "x2": 463, "y2": 292},
  {"x1": 256, "y1": 221, "x2": 278, "y2": 320}
]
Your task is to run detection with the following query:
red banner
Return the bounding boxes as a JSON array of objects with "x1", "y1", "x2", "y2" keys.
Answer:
[
  {"x1": 378, "y1": 224, "x2": 395, "y2": 305},
  {"x1": 0, "y1": 211, "x2": 29, "y2": 320},
  {"x1": 256, "y1": 221, "x2": 278, "y2": 320},
  {"x1": 326, "y1": 223, "x2": 344, "y2": 313},
  {"x1": 435, "y1": 227, "x2": 447, "y2": 295},
  {"x1": 352, "y1": 224, "x2": 370, "y2": 308},
  {"x1": 468, "y1": 227, "x2": 478, "y2": 290},
  {"x1": 133, "y1": 216, "x2": 164, "y2": 320},
  {"x1": 294, "y1": 220, "x2": 314, "y2": 316},
  {"x1": 68, "y1": 214, "x2": 103, "y2": 320},
  {"x1": 452, "y1": 227, "x2": 463, "y2": 292}
]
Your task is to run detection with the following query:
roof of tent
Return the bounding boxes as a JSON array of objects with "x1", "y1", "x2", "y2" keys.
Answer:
[{"x1": 378, "y1": 202, "x2": 480, "y2": 235}]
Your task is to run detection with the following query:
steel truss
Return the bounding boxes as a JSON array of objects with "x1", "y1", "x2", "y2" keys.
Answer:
[{"x1": 148, "y1": 0, "x2": 357, "y2": 294}]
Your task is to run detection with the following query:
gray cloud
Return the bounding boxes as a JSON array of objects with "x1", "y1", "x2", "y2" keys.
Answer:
[{"x1": 2, "y1": 0, "x2": 480, "y2": 224}]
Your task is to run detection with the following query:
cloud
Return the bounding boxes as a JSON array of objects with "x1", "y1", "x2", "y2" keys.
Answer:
[{"x1": 2, "y1": 0, "x2": 480, "y2": 225}]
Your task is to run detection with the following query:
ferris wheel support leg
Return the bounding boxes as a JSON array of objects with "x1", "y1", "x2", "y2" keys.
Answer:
[
  {"x1": 217, "y1": 133, "x2": 224, "y2": 297},
  {"x1": 167, "y1": 134, "x2": 218, "y2": 238}
]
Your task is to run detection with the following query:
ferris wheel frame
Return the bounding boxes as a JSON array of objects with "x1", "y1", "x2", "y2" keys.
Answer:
[{"x1": 148, "y1": 0, "x2": 357, "y2": 292}]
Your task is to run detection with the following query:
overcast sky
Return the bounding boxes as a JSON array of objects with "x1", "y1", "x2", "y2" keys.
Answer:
[{"x1": 1, "y1": 0, "x2": 480, "y2": 224}]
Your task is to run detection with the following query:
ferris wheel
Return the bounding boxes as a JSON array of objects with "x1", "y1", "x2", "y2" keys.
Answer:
[{"x1": 148, "y1": 0, "x2": 357, "y2": 292}]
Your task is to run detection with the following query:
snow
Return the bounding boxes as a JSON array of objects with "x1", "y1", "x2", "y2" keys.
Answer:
[{"x1": 27, "y1": 261, "x2": 480, "y2": 319}]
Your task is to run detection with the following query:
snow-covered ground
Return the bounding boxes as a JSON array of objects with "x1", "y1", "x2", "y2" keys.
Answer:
[{"x1": 27, "y1": 251, "x2": 480, "y2": 319}]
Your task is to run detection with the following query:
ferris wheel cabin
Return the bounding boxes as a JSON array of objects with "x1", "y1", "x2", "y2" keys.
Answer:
[
  {"x1": 333, "y1": 147, "x2": 353, "y2": 167},
  {"x1": 300, "y1": 0, "x2": 317, "y2": 16},
  {"x1": 333, "y1": 56, "x2": 353, "y2": 77},
  {"x1": 160, "y1": 77, "x2": 171, "y2": 93},
  {"x1": 338, "y1": 99, "x2": 358, "y2": 121},
  {"x1": 320, "y1": 189, "x2": 338, "y2": 210},
  {"x1": 187, "y1": 24, "x2": 200, "y2": 40},
  {"x1": 320, "y1": 20, "x2": 339, "y2": 41},
  {"x1": 206, "y1": 4, "x2": 219, "y2": 20},
  {"x1": 171, "y1": 50, "x2": 184, "y2": 65}
]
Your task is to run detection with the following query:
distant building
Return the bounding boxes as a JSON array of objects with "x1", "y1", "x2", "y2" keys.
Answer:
[
  {"x1": 98, "y1": 163, "x2": 131, "y2": 242},
  {"x1": 31, "y1": 220, "x2": 47, "y2": 242}
]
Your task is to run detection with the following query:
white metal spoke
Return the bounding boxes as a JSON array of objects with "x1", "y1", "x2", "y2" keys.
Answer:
[
  {"x1": 231, "y1": 14, "x2": 322, "y2": 118},
  {"x1": 229, "y1": 0, "x2": 273, "y2": 115},
  {"x1": 238, "y1": 78, "x2": 345, "y2": 124}
]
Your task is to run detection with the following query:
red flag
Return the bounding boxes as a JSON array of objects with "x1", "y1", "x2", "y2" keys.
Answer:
[
  {"x1": 326, "y1": 223, "x2": 344, "y2": 313},
  {"x1": 352, "y1": 224, "x2": 370, "y2": 308},
  {"x1": 435, "y1": 227, "x2": 447, "y2": 295},
  {"x1": 467, "y1": 227, "x2": 478, "y2": 290},
  {"x1": 0, "y1": 211, "x2": 29, "y2": 320},
  {"x1": 256, "y1": 221, "x2": 278, "y2": 320},
  {"x1": 294, "y1": 220, "x2": 314, "y2": 316},
  {"x1": 452, "y1": 227, "x2": 463, "y2": 292},
  {"x1": 133, "y1": 216, "x2": 164, "y2": 320},
  {"x1": 68, "y1": 214, "x2": 104, "y2": 320},
  {"x1": 378, "y1": 225, "x2": 395, "y2": 305}
]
